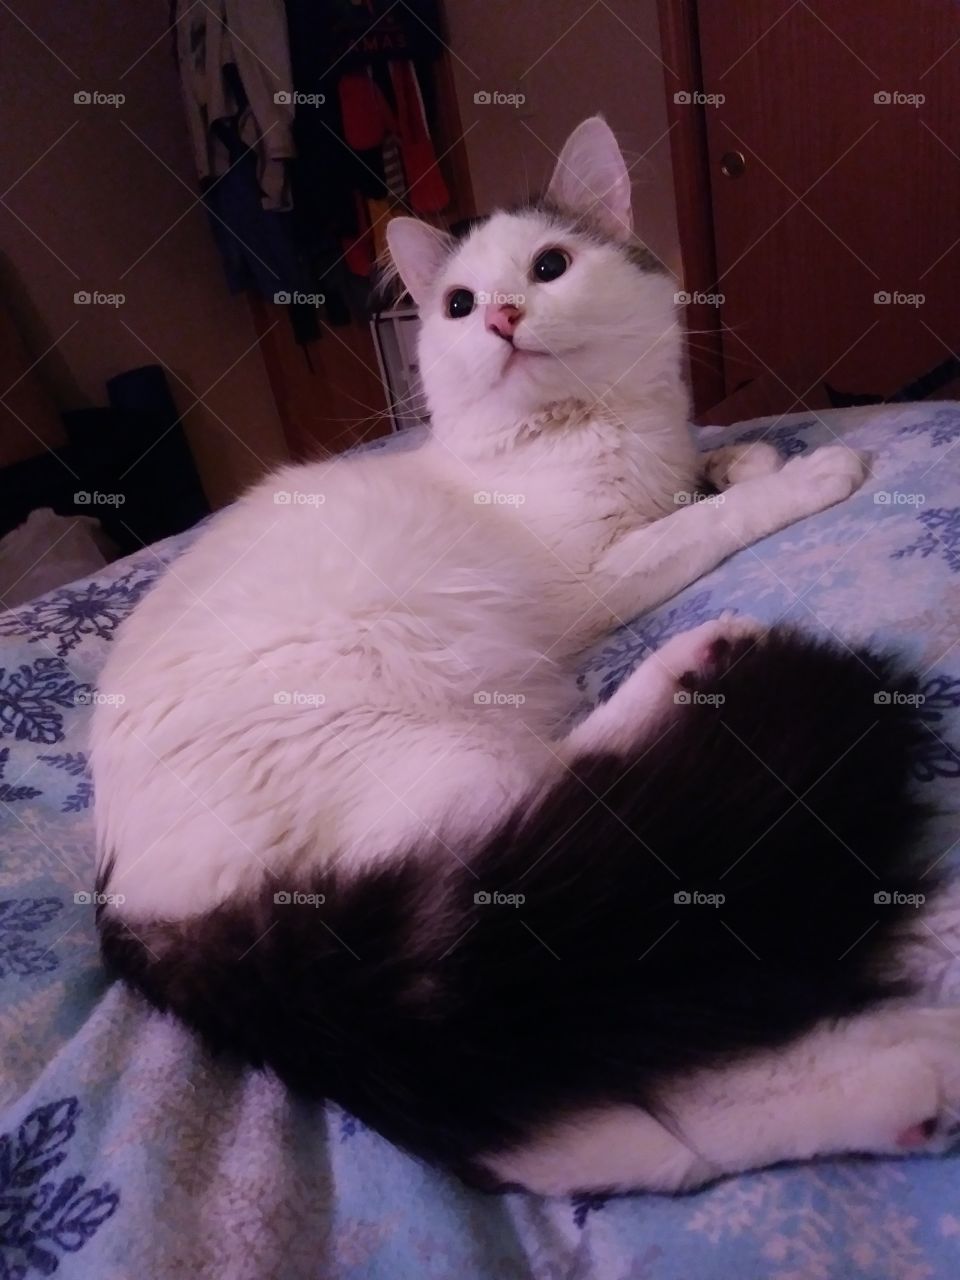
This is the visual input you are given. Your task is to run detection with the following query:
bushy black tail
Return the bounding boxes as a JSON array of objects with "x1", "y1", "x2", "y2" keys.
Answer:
[{"x1": 99, "y1": 627, "x2": 937, "y2": 1172}]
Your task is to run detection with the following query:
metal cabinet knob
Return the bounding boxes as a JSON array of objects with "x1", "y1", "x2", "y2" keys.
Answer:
[{"x1": 720, "y1": 150, "x2": 746, "y2": 178}]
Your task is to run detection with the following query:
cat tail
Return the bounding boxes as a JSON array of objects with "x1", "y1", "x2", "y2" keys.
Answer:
[{"x1": 97, "y1": 626, "x2": 936, "y2": 1174}]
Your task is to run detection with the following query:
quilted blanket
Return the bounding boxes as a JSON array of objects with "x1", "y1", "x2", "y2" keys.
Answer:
[{"x1": 2, "y1": 403, "x2": 960, "y2": 1280}]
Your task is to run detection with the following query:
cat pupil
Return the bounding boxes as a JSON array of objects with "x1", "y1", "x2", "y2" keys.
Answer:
[
  {"x1": 447, "y1": 288, "x2": 475, "y2": 318},
  {"x1": 533, "y1": 249, "x2": 569, "y2": 282}
]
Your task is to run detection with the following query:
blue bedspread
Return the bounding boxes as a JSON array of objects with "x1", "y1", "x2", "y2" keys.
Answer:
[{"x1": 2, "y1": 403, "x2": 960, "y2": 1280}]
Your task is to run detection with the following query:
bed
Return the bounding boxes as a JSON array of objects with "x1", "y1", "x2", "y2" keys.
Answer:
[{"x1": 2, "y1": 402, "x2": 959, "y2": 1280}]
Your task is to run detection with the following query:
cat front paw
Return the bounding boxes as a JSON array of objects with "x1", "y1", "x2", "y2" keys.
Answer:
[
  {"x1": 783, "y1": 444, "x2": 869, "y2": 511},
  {"x1": 653, "y1": 612, "x2": 766, "y2": 685},
  {"x1": 853, "y1": 1007, "x2": 960, "y2": 1159},
  {"x1": 703, "y1": 441, "x2": 783, "y2": 490}
]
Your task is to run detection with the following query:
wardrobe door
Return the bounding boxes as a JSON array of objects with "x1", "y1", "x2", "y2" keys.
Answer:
[{"x1": 695, "y1": 0, "x2": 960, "y2": 403}]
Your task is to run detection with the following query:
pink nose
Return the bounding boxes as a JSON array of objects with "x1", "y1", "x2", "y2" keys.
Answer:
[{"x1": 486, "y1": 302, "x2": 524, "y2": 338}]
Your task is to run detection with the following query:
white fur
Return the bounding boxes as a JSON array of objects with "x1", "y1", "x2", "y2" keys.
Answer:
[
  {"x1": 481, "y1": 1005, "x2": 960, "y2": 1194},
  {"x1": 89, "y1": 117, "x2": 909, "y2": 1194}
]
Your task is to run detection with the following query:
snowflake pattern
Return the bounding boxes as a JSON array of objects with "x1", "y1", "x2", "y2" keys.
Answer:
[
  {"x1": 0, "y1": 563, "x2": 161, "y2": 657},
  {"x1": 686, "y1": 1161, "x2": 928, "y2": 1280},
  {"x1": 0, "y1": 897, "x2": 64, "y2": 978},
  {"x1": 578, "y1": 590, "x2": 717, "y2": 703},
  {"x1": 0, "y1": 1097, "x2": 119, "y2": 1277},
  {"x1": 38, "y1": 753, "x2": 93, "y2": 813},
  {"x1": 0, "y1": 748, "x2": 42, "y2": 804},
  {"x1": 914, "y1": 673, "x2": 960, "y2": 782},
  {"x1": 36, "y1": 753, "x2": 88, "y2": 778},
  {"x1": 61, "y1": 781, "x2": 93, "y2": 814},
  {"x1": 892, "y1": 506, "x2": 960, "y2": 575},
  {"x1": 898, "y1": 407, "x2": 960, "y2": 449},
  {"x1": 571, "y1": 1191, "x2": 609, "y2": 1228},
  {"x1": 0, "y1": 658, "x2": 91, "y2": 745}
]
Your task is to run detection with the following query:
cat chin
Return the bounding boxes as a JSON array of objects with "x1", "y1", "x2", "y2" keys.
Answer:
[
  {"x1": 495, "y1": 349, "x2": 589, "y2": 403},
  {"x1": 499, "y1": 348, "x2": 553, "y2": 382}
]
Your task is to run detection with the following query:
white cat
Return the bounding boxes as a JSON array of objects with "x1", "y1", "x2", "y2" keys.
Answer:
[{"x1": 92, "y1": 117, "x2": 955, "y2": 1196}]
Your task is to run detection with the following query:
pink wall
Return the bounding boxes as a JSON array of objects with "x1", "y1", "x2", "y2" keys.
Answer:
[
  {"x1": 444, "y1": 0, "x2": 681, "y2": 275},
  {"x1": 0, "y1": 2, "x2": 287, "y2": 507}
]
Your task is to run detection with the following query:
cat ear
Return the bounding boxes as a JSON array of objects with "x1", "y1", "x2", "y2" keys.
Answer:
[
  {"x1": 386, "y1": 218, "x2": 454, "y2": 305},
  {"x1": 545, "y1": 116, "x2": 633, "y2": 240}
]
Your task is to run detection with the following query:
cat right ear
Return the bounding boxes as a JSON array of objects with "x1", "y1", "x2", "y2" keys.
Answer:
[
  {"x1": 546, "y1": 116, "x2": 633, "y2": 240},
  {"x1": 386, "y1": 218, "x2": 454, "y2": 305}
]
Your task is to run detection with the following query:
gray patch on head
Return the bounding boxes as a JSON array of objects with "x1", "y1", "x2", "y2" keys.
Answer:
[
  {"x1": 498, "y1": 195, "x2": 668, "y2": 275},
  {"x1": 450, "y1": 213, "x2": 492, "y2": 242}
]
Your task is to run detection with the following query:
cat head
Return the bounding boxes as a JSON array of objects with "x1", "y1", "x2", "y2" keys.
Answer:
[{"x1": 386, "y1": 116, "x2": 683, "y2": 451}]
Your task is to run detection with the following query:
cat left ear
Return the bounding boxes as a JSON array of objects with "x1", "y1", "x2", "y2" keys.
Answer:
[
  {"x1": 386, "y1": 218, "x2": 454, "y2": 305},
  {"x1": 545, "y1": 116, "x2": 633, "y2": 240}
]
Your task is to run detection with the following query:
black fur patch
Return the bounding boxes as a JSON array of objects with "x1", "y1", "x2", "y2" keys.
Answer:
[{"x1": 99, "y1": 628, "x2": 936, "y2": 1176}]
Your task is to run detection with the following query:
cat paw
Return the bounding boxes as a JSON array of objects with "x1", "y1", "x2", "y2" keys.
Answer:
[
  {"x1": 783, "y1": 445, "x2": 869, "y2": 511},
  {"x1": 703, "y1": 442, "x2": 782, "y2": 489},
  {"x1": 894, "y1": 1114, "x2": 960, "y2": 1154},
  {"x1": 653, "y1": 612, "x2": 766, "y2": 684},
  {"x1": 853, "y1": 1007, "x2": 960, "y2": 1158}
]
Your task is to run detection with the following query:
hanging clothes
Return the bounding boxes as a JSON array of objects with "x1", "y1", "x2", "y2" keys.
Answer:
[
  {"x1": 175, "y1": 0, "x2": 324, "y2": 340},
  {"x1": 389, "y1": 59, "x2": 449, "y2": 214},
  {"x1": 175, "y1": 0, "x2": 296, "y2": 211},
  {"x1": 283, "y1": 0, "x2": 451, "y2": 315},
  {"x1": 173, "y1": 0, "x2": 454, "y2": 341},
  {"x1": 382, "y1": 134, "x2": 407, "y2": 201}
]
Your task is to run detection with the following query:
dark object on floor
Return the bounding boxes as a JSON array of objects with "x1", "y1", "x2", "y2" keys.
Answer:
[{"x1": 0, "y1": 365, "x2": 209, "y2": 553}]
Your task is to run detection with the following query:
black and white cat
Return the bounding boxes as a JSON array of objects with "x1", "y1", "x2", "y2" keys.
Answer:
[{"x1": 92, "y1": 117, "x2": 955, "y2": 1196}]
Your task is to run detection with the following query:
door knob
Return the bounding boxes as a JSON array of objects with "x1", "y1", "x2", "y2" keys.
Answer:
[{"x1": 720, "y1": 150, "x2": 746, "y2": 178}]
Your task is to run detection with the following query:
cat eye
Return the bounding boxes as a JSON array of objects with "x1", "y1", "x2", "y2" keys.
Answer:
[
  {"x1": 445, "y1": 288, "x2": 475, "y2": 319},
  {"x1": 532, "y1": 248, "x2": 570, "y2": 282}
]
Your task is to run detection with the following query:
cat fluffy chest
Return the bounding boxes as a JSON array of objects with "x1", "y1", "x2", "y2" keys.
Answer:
[{"x1": 431, "y1": 406, "x2": 699, "y2": 577}]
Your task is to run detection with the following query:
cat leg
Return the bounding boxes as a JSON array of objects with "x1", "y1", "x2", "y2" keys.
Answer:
[
  {"x1": 589, "y1": 444, "x2": 867, "y2": 626},
  {"x1": 702, "y1": 441, "x2": 783, "y2": 489},
  {"x1": 479, "y1": 1005, "x2": 960, "y2": 1195},
  {"x1": 561, "y1": 613, "x2": 765, "y2": 758},
  {"x1": 329, "y1": 714, "x2": 555, "y2": 860}
]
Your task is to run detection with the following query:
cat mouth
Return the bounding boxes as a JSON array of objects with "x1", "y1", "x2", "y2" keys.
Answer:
[
  {"x1": 501, "y1": 343, "x2": 583, "y2": 378},
  {"x1": 501, "y1": 342, "x2": 557, "y2": 368}
]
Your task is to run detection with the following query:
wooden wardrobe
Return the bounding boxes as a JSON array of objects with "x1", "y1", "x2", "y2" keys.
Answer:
[{"x1": 658, "y1": 0, "x2": 960, "y2": 419}]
